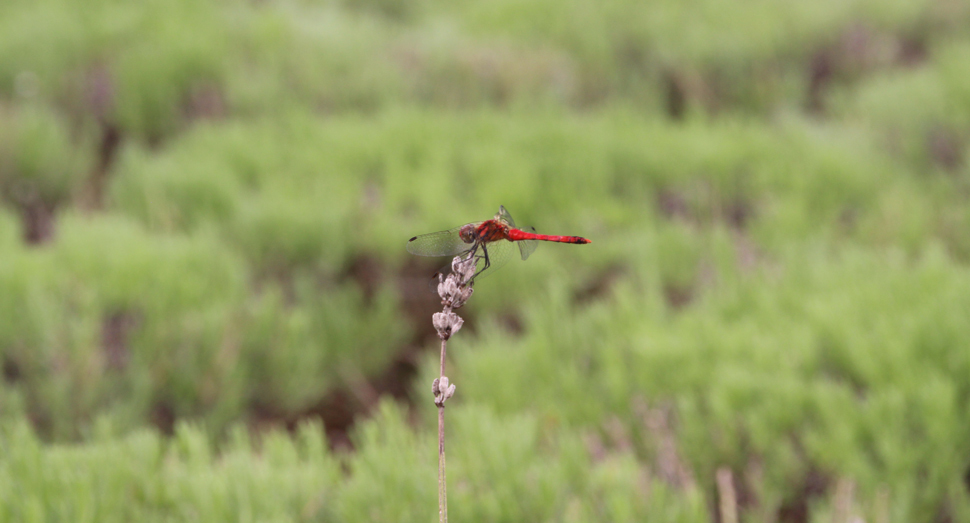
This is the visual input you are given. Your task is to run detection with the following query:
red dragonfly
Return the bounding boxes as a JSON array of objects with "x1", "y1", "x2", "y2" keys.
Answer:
[{"x1": 407, "y1": 206, "x2": 591, "y2": 285}]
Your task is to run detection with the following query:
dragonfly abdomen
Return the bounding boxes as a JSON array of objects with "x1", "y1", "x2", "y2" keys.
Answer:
[{"x1": 507, "y1": 228, "x2": 591, "y2": 244}]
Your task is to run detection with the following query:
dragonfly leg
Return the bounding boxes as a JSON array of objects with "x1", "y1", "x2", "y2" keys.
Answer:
[{"x1": 472, "y1": 242, "x2": 491, "y2": 280}]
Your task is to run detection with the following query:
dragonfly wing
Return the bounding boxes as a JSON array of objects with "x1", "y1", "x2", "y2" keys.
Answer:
[
  {"x1": 473, "y1": 239, "x2": 514, "y2": 281},
  {"x1": 407, "y1": 226, "x2": 474, "y2": 257},
  {"x1": 517, "y1": 226, "x2": 539, "y2": 260},
  {"x1": 497, "y1": 207, "x2": 537, "y2": 260},
  {"x1": 425, "y1": 240, "x2": 514, "y2": 292},
  {"x1": 497, "y1": 205, "x2": 516, "y2": 228}
]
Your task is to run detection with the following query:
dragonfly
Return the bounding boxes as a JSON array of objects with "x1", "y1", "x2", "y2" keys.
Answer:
[{"x1": 406, "y1": 206, "x2": 591, "y2": 286}]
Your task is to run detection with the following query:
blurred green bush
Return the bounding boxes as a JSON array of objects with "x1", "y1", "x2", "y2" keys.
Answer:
[{"x1": 2, "y1": 0, "x2": 970, "y2": 520}]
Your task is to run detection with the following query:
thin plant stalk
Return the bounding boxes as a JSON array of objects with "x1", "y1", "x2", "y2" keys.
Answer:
[
  {"x1": 430, "y1": 255, "x2": 475, "y2": 523},
  {"x1": 437, "y1": 338, "x2": 448, "y2": 522}
]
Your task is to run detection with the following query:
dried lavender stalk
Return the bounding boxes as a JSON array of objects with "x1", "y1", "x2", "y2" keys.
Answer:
[{"x1": 431, "y1": 254, "x2": 475, "y2": 523}]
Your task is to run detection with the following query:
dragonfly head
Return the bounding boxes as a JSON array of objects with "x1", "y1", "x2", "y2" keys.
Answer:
[{"x1": 459, "y1": 224, "x2": 477, "y2": 244}]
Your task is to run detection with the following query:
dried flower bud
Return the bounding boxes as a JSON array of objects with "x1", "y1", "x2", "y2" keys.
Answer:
[
  {"x1": 436, "y1": 255, "x2": 475, "y2": 309},
  {"x1": 452, "y1": 255, "x2": 477, "y2": 283},
  {"x1": 434, "y1": 376, "x2": 456, "y2": 407},
  {"x1": 433, "y1": 311, "x2": 464, "y2": 340},
  {"x1": 436, "y1": 272, "x2": 458, "y2": 301}
]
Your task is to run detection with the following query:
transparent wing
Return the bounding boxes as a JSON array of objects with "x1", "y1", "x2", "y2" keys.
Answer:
[
  {"x1": 406, "y1": 225, "x2": 476, "y2": 257},
  {"x1": 517, "y1": 226, "x2": 539, "y2": 260},
  {"x1": 475, "y1": 239, "x2": 514, "y2": 280},
  {"x1": 428, "y1": 239, "x2": 515, "y2": 291},
  {"x1": 497, "y1": 205, "x2": 516, "y2": 228},
  {"x1": 497, "y1": 206, "x2": 538, "y2": 260}
]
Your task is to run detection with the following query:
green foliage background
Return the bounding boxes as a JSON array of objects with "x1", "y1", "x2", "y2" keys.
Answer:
[{"x1": 2, "y1": 0, "x2": 970, "y2": 521}]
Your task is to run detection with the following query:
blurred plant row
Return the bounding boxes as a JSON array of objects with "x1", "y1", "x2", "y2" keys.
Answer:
[
  {"x1": 2, "y1": 0, "x2": 969, "y2": 137},
  {"x1": 3, "y1": 245, "x2": 969, "y2": 521},
  {"x1": 2, "y1": 0, "x2": 970, "y2": 521}
]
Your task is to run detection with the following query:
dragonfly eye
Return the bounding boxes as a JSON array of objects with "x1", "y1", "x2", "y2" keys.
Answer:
[{"x1": 459, "y1": 224, "x2": 476, "y2": 243}]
